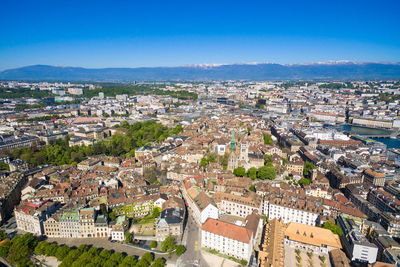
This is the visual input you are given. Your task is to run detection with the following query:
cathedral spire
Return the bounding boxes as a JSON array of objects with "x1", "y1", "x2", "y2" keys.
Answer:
[{"x1": 230, "y1": 128, "x2": 236, "y2": 152}]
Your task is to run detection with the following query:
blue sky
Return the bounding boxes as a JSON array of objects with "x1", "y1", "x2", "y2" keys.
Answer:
[{"x1": 0, "y1": 0, "x2": 399, "y2": 70}]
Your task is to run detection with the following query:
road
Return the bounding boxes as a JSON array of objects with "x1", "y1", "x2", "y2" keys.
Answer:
[{"x1": 177, "y1": 210, "x2": 208, "y2": 267}]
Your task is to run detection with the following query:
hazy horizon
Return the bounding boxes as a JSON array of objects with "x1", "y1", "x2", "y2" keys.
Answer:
[{"x1": 1, "y1": 0, "x2": 400, "y2": 71}]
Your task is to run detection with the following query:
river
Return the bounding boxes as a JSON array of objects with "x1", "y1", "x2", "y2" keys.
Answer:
[{"x1": 340, "y1": 125, "x2": 400, "y2": 149}]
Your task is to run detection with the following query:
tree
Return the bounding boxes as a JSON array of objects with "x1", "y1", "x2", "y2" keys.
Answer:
[
  {"x1": 298, "y1": 178, "x2": 310, "y2": 186},
  {"x1": 110, "y1": 252, "x2": 124, "y2": 264},
  {"x1": 87, "y1": 247, "x2": 98, "y2": 256},
  {"x1": 249, "y1": 184, "x2": 256, "y2": 192},
  {"x1": 109, "y1": 211, "x2": 117, "y2": 221},
  {"x1": 200, "y1": 157, "x2": 208, "y2": 168},
  {"x1": 141, "y1": 252, "x2": 154, "y2": 264},
  {"x1": 323, "y1": 221, "x2": 343, "y2": 236},
  {"x1": 0, "y1": 241, "x2": 10, "y2": 258},
  {"x1": 320, "y1": 255, "x2": 326, "y2": 263},
  {"x1": 263, "y1": 134, "x2": 273, "y2": 145},
  {"x1": 56, "y1": 246, "x2": 71, "y2": 261},
  {"x1": 77, "y1": 244, "x2": 89, "y2": 253},
  {"x1": 121, "y1": 255, "x2": 137, "y2": 267},
  {"x1": 303, "y1": 161, "x2": 315, "y2": 177},
  {"x1": 149, "y1": 241, "x2": 157, "y2": 249},
  {"x1": 45, "y1": 243, "x2": 59, "y2": 256},
  {"x1": 91, "y1": 255, "x2": 104, "y2": 266},
  {"x1": 7, "y1": 241, "x2": 32, "y2": 266},
  {"x1": 60, "y1": 249, "x2": 82, "y2": 267},
  {"x1": 0, "y1": 229, "x2": 7, "y2": 241},
  {"x1": 103, "y1": 259, "x2": 118, "y2": 267},
  {"x1": 160, "y1": 235, "x2": 176, "y2": 254},
  {"x1": 151, "y1": 258, "x2": 165, "y2": 267},
  {"x1": 125, "y1": 231, "x2": 133, "y2": 243},
  {"x1": 135, "y1": 258, "x2": 150, "y2": 267},
  {"x1": 152, "y1": 207, "x2": 161, "y2": 218},
  {"x1": 257, "y1": 165, "x2": 276, "y2": 180},
  {"x1": 233, "y1": 167, "x2": 246, "y2": 177},
  {"x1": 34, "y1": 241, "x2": 48, "y2": 255},
  {"x1": 264, "y1": 154, "x2": 272, "y2": 165},
  {"x1": 100, "y1": 249, "x2": 112, "y2": 259},
  {"x1": 175, "y1": 245, "x2": 186, "y2": 256},
  {"x1": 247, "y1": 167, "x2": 257, "y2": 180}
]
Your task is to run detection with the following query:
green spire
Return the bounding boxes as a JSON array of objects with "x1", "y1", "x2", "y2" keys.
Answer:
[{"x1": 230, "y1": 128, "x2": 236, "y2": 152}]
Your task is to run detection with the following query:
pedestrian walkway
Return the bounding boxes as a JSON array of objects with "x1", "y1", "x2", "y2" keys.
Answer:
[{"x1": 201, "y1": 250, "x2": 243, "y2": 267}]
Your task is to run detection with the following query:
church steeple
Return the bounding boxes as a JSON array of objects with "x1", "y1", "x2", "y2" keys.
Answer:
[{"x1": 230, "y1": 128, "x2": 236, "y2": 152}]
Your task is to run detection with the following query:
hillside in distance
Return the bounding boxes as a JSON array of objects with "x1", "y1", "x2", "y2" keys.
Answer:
[{"x1": 1, "y1": 62, "x2": 400, "y2": 81}]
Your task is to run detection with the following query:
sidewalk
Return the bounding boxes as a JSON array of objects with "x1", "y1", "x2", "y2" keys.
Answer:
[{"x1": 201, "y1": 250, "x2": 243, "y2": 267}]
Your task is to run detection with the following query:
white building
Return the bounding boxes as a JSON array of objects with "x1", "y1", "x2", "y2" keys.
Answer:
[
  {"x1": 15, "y1": 200, "x2": 58, "y2": 236},
  {"x1": 263, "y1": 199, "x2": 320, "y2": 226},
  {"x1": 190, "y1": 192, "x2": 219, "y2": 225},
  {"x1": 218, "y1": 192, "x2": 262, "y2": 218},
  {"x1": 201, "y1": 213, "x2": 262, "y2": 262},
  {"x1": 59, "y1": 207, "x2": 81, "y2": 238},
  {"x1": 214, "y1": 144, "x2": 226, "y2": 156}
]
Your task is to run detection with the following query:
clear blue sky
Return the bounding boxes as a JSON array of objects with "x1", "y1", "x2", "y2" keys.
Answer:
[{"x1": 1, "y1": 0, "x2": 399, "y2": 70}]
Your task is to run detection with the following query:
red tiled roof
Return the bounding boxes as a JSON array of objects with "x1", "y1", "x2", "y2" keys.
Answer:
[{"x1": 201, "y1": 218, "x2": 253, "y2": 244}]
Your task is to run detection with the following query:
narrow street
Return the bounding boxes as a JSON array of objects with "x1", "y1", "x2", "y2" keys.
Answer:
[{"x1": 177, "y1": 210, "x2": 208, "y2": 267}]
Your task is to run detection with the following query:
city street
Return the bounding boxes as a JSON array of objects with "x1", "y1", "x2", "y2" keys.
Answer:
[{"x1": 177, "y1": 210, "x2": 208, "y2": 267}]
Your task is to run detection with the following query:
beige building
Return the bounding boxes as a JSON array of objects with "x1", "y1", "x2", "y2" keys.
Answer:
[
  {"x1": 363, "y1": 169, "x2": 385, "y2": 187},
  {"x1": 258, "y1": 218, "x2": 285, "y2": 267},
  {"x1": 43, "y1": 217, "x2": 60, "y2": 237},
  {"x1": 285, "y1": 222, "x2": 342, "y2": 254},
  {"x1": 216, "y1": 191, "x2": 262, "y2": 218},
  {"x1": 79, "y1": 207, "x2": 95, "y2": 237}
]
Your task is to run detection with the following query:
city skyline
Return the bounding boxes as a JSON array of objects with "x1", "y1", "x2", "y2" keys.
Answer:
[{"x1": 1, "y1": 0, "x2": 400, "y2": 70}]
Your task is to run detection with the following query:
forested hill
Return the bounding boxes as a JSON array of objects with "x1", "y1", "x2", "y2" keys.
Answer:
[{"x1": 1, "y1": 62, "x2": 400, "y2": 81}]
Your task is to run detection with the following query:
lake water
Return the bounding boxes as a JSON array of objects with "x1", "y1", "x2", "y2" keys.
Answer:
[{"x1": 340, "y1": 125, "x2": 400, "y2": 149}]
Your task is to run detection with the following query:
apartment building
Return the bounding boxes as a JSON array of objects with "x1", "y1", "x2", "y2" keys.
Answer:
[
  {"x1": 94, "y1": 215, "x2": 109, "y2": 238},
  {"x1": 15, "y1": 200, "x2": 59, "y2": 235},
  {"x1": 363, "y1": 169, "x2": 386, "y2": 187},
  {"x1": 110, "y1": 216, "x2": 128, "y2": 241},
  {"x1": 59, "y1": 207, "x2": 81, "y2": 238},
  {"x1": 155, "y1": 207, "x2": 184, "y2": 242},
  {"x1": 338, "y1": 214, "x2": 378, "y2": 264},
  {"x1": 263, "y1": 190, "x2": 322, "y2": 226},
  {"x1": 79, "y1": 207, "x2": 95, "y2": 238},
  {"x1": 216, "y1": 192, "x2": 262, "y2": 218},
  {"x1": 201, "y1": 212, "x2": 262, "y2": 262},
  {"x1": 367, "y1": 188, "x2": 400, "y2": 214}
]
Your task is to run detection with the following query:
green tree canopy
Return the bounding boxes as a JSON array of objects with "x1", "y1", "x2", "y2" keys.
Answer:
[
  {"x1": 121, "y1": 255, "x2": 137, "y2": 267},
  {"x1": 109, "y1": 211, "x2": 117, "y2": 221},
  {"x1": 298, "y1": 178, "x2": 311, "y2": 186},
  {"x1": 249, "y1": 184, "x2": 256, "y2": 192},
  {"x1": 247, "y1": 167, "x2": 257, "y2": 180},
  {"x1": 125, "y1": 231, "x2": 133, "y2": 243},
  {"x1": 257, "y1": 165, "x2": 276, "y2": 180},
  {"x1": 233, "y1": 167, "x2": 246, "y2": 177},
  {"x1": 303, "y1": 161, "x2": 316, "y2": 177},
  {"x1": 141, "y1": 252, "x2": 154, "y2": 264},
  {"x1": 56, "y1": 246, "x2": 72, "y2": 261},
  {"x1": 323, "y1": 221, "x2": 343, "y2": 236},
  {"x1": 160, "y1": 235, "x2": 176, "y2": 254},
  {"x1": 263, "y1": 134, "x2": 273, "y2": 145},
  {"x1": 175, "y1": 245, "x2": 186, "y2": 256},
  {"x1": 149, "y1": 241, "x2": 157, "y2": 249}
]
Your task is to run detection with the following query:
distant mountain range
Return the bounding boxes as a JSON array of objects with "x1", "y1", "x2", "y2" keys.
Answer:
[{"x1": 1, "y1": 62, "x2": 400, "y2": 81}]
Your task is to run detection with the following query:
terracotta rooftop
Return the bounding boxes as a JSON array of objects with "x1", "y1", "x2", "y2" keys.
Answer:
[{"x1": 201, "y1": 218, "x2": 253, "y2": 244}]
